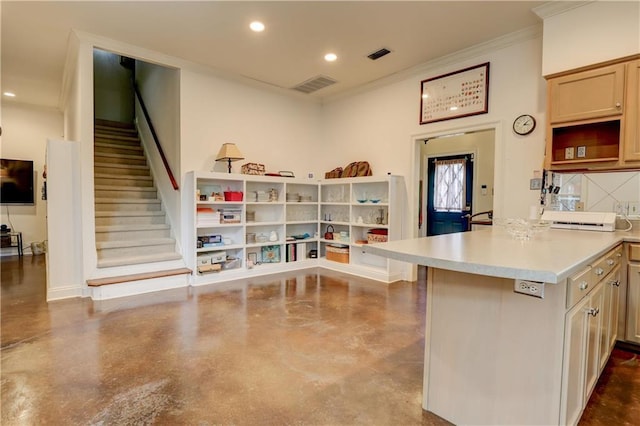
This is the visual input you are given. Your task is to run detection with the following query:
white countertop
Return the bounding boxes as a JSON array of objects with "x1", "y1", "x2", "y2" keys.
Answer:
[{"x1": 363, "y1": 227, "x2": 640, "y2": 284}]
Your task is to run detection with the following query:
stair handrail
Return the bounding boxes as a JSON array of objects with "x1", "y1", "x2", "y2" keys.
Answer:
[{"x1": 133, "y1": 83, "x2": 179, "y2": 190}]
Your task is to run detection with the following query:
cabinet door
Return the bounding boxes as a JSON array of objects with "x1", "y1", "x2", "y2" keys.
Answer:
[
  {"x1": 561, "y1": 296, "x2": 589, "y2": 426},
  {"x1": 549, "y1": 63, "x2": 625, "y2": 124},
  {"x1": 584, "y1": 282, "x2": 604, "y2": 400},
  {"x1": 626, "y1": 263, "x2": 640, "y2": 344},
  {"x1": 623, "y1": 59, "x2": 640, "y2": 162},
  {"x1": 605, "y1": 267, "x2": 620, "y2": 352}
]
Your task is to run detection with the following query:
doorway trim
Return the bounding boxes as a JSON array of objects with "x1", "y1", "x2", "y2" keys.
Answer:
[{"x1": 407, "y1": 120, "x2": 504, "y2": 278}]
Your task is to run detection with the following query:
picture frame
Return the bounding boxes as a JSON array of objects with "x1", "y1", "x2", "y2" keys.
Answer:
[
  {"x1": 420, "y1": 62, "x2": 490, "y2": 125},
  {"x1": 261, "y1": 245, "x2": 280, "y2": 263}
]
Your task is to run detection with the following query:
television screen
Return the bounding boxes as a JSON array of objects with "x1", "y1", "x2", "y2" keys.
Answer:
[{"x1": 1, "y1": 159, "x2": 35, "y2": 205}]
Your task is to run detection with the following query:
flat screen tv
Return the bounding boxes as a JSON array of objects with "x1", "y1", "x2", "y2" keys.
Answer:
[{"x1": 1, "y1": 159, "x2": 35, "y2": 205}]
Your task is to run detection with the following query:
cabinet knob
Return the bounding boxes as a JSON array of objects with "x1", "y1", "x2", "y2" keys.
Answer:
[
  {"x1": 587, "y1": 307, "x2": 599, "y2": 317},
  {"x1": 611, "y1": 279, "x2": 621, "y2": 287},
  {"x1": 579, "y1": 281, "x2": 589, "y2": 291},
  {"x1": 616, "y1": 253, "x2": 622, "y2": 257},
  {"x1": 595, "y1": 268, "x2": 604, "y2": 276},
  {"x1": 607, "y1": 259, "x2": 615, "y2": 266},
  {"x1": 616, "y1": 102, "x2": 621, "y2": 109}
]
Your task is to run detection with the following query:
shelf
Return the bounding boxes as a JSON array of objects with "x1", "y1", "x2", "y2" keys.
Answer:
[
  {"x1": 197, "y1": 245, "x2": 243, "y2": 252},
  {"x1": 185, "y1": 171, "x2": 407, "y2": 285},
  {"x1": 245, "y1": 221, "x2": 284, "y2": 227},
  {"x1": 196, "y1": 222, "x2": 242, "y2": 228},
  {"x1": 197, "y1": 200, "x2": 243, "y2": 206}
]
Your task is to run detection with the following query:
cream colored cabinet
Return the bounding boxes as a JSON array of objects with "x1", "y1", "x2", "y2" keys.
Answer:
[
  {"x1": 561, "y1": 244, "x2": 622, "y2": 426},
  {"x1": 583, "y1": 281, "x2": 604, "y2": 401},
  {"x1": 626, "y1": 243, "x2": 640, "y2": 344},
  {"x1": 545, "y1": 56, "x2": 640, "y2": 171},
  {"x1": 562, "y1": 293, "x2": 590, "y2": 426},
  {"x1": 604, "y1": 267, "x2": 621, "y2": 356},
  {"x1": 549, "y1": 63, "x2": 625, "y2": 124},
  {"x1": 623, "y1": 59, "x2": 640, "y2": 162}
]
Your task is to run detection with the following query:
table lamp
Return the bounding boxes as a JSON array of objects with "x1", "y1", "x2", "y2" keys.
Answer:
[{"x1": 215, "y1": 143, "x2": 244, "y2": 173}]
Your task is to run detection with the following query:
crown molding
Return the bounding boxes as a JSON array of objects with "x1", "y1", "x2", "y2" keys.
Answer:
[
  {"x1": 532, "y1": 1, "x2": 593, "y2": 20},
  {"x1": 323, "y1": 24, "x2": 543, "y2": 105}
]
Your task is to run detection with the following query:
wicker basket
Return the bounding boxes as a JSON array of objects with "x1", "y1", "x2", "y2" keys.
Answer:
[{"x1": 326, "y1": 245, "x2": 349, "y2": 263}]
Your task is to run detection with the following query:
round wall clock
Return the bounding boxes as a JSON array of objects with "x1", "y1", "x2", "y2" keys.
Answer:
[{"x1": 513, "y1": 114, "x2": 536, "y2": 135}]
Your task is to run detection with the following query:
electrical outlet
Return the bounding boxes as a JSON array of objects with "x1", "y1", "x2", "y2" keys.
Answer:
[
  {"x1": 514, "y1": 280, "x2": 545, "y2": 299},
  {"x1": 565, "y1": 147, "x2": 575, "y2": 160},
  {"x1": 577, "y1": 146, "x2": 586, "y2": 158},
  {"x1": 630, "y1": 202, "x2": 640, "y2": 216},
  {"x1": 530, "y1": 178, "x2": 542, "y2": 190},
  {"x1": 575, "y1": 202, "x2": 584, "y2": 211}
]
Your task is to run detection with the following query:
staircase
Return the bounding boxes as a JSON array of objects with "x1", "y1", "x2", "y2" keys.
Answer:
[{"x1": 93, "y1": 119, "x2": 184, "y2": 270}]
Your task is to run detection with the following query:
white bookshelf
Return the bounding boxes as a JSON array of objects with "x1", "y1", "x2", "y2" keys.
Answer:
[{"x1": 183, "y1": 172, "x2": 408, "y2": 285}]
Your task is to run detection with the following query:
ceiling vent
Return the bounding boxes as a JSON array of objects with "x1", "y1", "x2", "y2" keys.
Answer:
[
  {"x1": 291, "y1": 75, "x2": 337, "y2": 94},
  {"x1": 367, "y1": 48, "x2": 391, "y2": 60}
]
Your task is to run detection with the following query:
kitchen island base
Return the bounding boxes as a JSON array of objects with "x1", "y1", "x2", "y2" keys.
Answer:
[{"x1": 423, "y1": 267, "x2": 566, "y2": 425}]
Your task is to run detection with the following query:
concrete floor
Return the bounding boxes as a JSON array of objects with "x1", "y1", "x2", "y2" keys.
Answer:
[{"x1": 1, "y1": 256, "x2": 638, "y2": 425}]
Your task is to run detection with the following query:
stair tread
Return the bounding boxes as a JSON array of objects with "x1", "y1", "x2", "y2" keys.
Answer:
[
  {"x1": 95, "y1": 163, "x2": 149, "y2": 170},
  {"x1": 94, "y1": 152, "x2": 146, "y2": 160},
  {"x1": 95, "y1": 211, "x2": 165, "y2": 217},
  {"x1": 87, "y1": 267, "x2": 191, "y2": 286},
  {"x1": 94, "y1": 142, "x2": 143, "y2": 150},
  {"x1": 95, "y1": 133, "x2": 140, "y2": 142},
  {"x1": 96, "y1": 253, "x2": 184, "y2": 269},
  {"x1": 94, "y1": 185, "x2": 156, "y2": 191},
  {"x1": 96, "y1": 224, "x2": 170, "y2": 232},
  {"x1": 95, "y1": 198, "x2": 160, "y2": 204},
  {"x1": 96, "y1": 238, "x2": 175, "y2": 249},
  {"x1": 94, "y1": 173, "x2": 152, "y2": 180}
]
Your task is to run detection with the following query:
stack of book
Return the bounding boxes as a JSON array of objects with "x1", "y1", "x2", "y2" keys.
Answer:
[{"x1": 197, "y1": 208, "x2": 220, "y2": 226}]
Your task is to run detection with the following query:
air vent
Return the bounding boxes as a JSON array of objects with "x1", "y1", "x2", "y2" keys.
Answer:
[
  {"x1": 291, "y1": 75, "x2": 337, "y2": 94},
  {"x1": 367, "y1": 48, "x2": 391, "y2": 60}
]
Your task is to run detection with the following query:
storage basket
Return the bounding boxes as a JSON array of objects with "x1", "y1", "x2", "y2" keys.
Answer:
[
  {"x1": 241, "y1": 163, "x2": 266, "y2": 175},
  {"x1": 367, "y1": 228, "x2": 388, "y2": 243},
  {"x1": 326, "y1": 245, "x2": 349, "y2": 263},
  {"x1": 224, "y1": 191, "x2": 243, "y2": 201}
]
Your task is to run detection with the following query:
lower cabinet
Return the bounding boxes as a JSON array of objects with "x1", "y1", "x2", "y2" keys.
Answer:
[
  {"x1": 627, "y1": 262, "x2": 640, "y2": 344},
  {"x1": 561, "y1": 245, "x2": 622, "y2": 426}
]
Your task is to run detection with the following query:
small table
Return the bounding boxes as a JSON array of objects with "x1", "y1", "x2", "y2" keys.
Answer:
[{"x1": 0, "y1": 231, "x2": 23, "y2": 257}]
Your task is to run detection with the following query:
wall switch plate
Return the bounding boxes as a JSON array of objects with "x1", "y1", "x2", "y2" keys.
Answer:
[
  {"x1": 577, "y1": 146, "x2": 586, "y2": 157},
  {"x1": 514, "y1": 280, "x2": 545, "y2": 299},
  {"x1": 565, "y1": 147, "x2": 575, "y2": 160},
  {"x1": 530, "y1": 178, "x2": 542, "y2": 190}
]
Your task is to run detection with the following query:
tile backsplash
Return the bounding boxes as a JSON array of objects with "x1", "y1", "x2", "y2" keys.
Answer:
[{"x1": 549, "y1": 171, "x2": 640, "y2": 217}]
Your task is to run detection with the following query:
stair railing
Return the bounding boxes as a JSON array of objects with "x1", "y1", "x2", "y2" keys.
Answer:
[{"x1": 133, "y1": 83, "x2": 179, "y2": 190}]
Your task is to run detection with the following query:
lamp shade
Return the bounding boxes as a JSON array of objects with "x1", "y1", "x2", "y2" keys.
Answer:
[{"x1": 215, "y1": 143, "x2": 244, "y2": 173}]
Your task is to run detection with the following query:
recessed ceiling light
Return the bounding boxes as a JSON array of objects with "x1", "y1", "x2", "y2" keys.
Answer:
[
  {"x1": 450, "y1": 106, "x2": 458, "y2": 111},
  {"x1": 324, "y1": 53, "x2": 337, "y2": 62},
  {"x1": 249, "y1": 21, "x2": 265, "y2": 32},
  {"x1": 3, "y1": 92, "x2": 16, "y2": 97}
]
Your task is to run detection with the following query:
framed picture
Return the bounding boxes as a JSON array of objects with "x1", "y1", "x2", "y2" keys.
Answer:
[
  {"x1": 420, "y1": 62, "x2": 489, "y2": 125},
  {"x1": 261, "y1": 245, "x2": 280, "y2": 263}
]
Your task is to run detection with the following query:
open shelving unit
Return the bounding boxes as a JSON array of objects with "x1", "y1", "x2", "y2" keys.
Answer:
[{"x1": 183, "y1": 171, "x2": 408, "y2": 286}]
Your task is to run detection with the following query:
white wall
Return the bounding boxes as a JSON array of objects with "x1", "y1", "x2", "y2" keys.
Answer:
[
  {"x1": 322, "y1": 33, "x2": 547, "y2": 233},
  {"x1": 93, "y1": 48, "x2": 134, "y2": 122},
  {"x1": 0, "y1": 102, "x2": 63, "y2": 254},
  {"x1": 135, "y1": 60, "x2": 181, "y2": 244},
  {"x1": 180, "y1": 69, "x2": 322, "y2": 178},
  {"x1": 541, "y1": 1, "x2": 640, "y2": 76}
]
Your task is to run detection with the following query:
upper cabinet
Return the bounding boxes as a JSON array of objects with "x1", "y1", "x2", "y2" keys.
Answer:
[
  {"x1": 549, "y1": 63, "x2": 625, "y2": 124},
  {"x1": 545, "y1": 56, "x2": 640, "y2": 171},
  {"x1": 624, "y1": 59, "x2": 640, "y2": 162}
]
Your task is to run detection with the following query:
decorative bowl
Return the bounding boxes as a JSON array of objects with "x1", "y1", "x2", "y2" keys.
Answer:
[
  {"x1": 369, "y1": 199, "x2": 381, "y2": 203},
  {"x1": 357, "y1": 199, "x2": 367, "y2": 203}
]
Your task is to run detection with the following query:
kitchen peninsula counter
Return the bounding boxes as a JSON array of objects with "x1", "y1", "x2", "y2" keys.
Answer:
[
  {"x1": 363, "y1": 227, "x2": 640, "y2": 425},
  {"x1": 364, "y1": 227, "x2": 640, "y2": 284}
]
